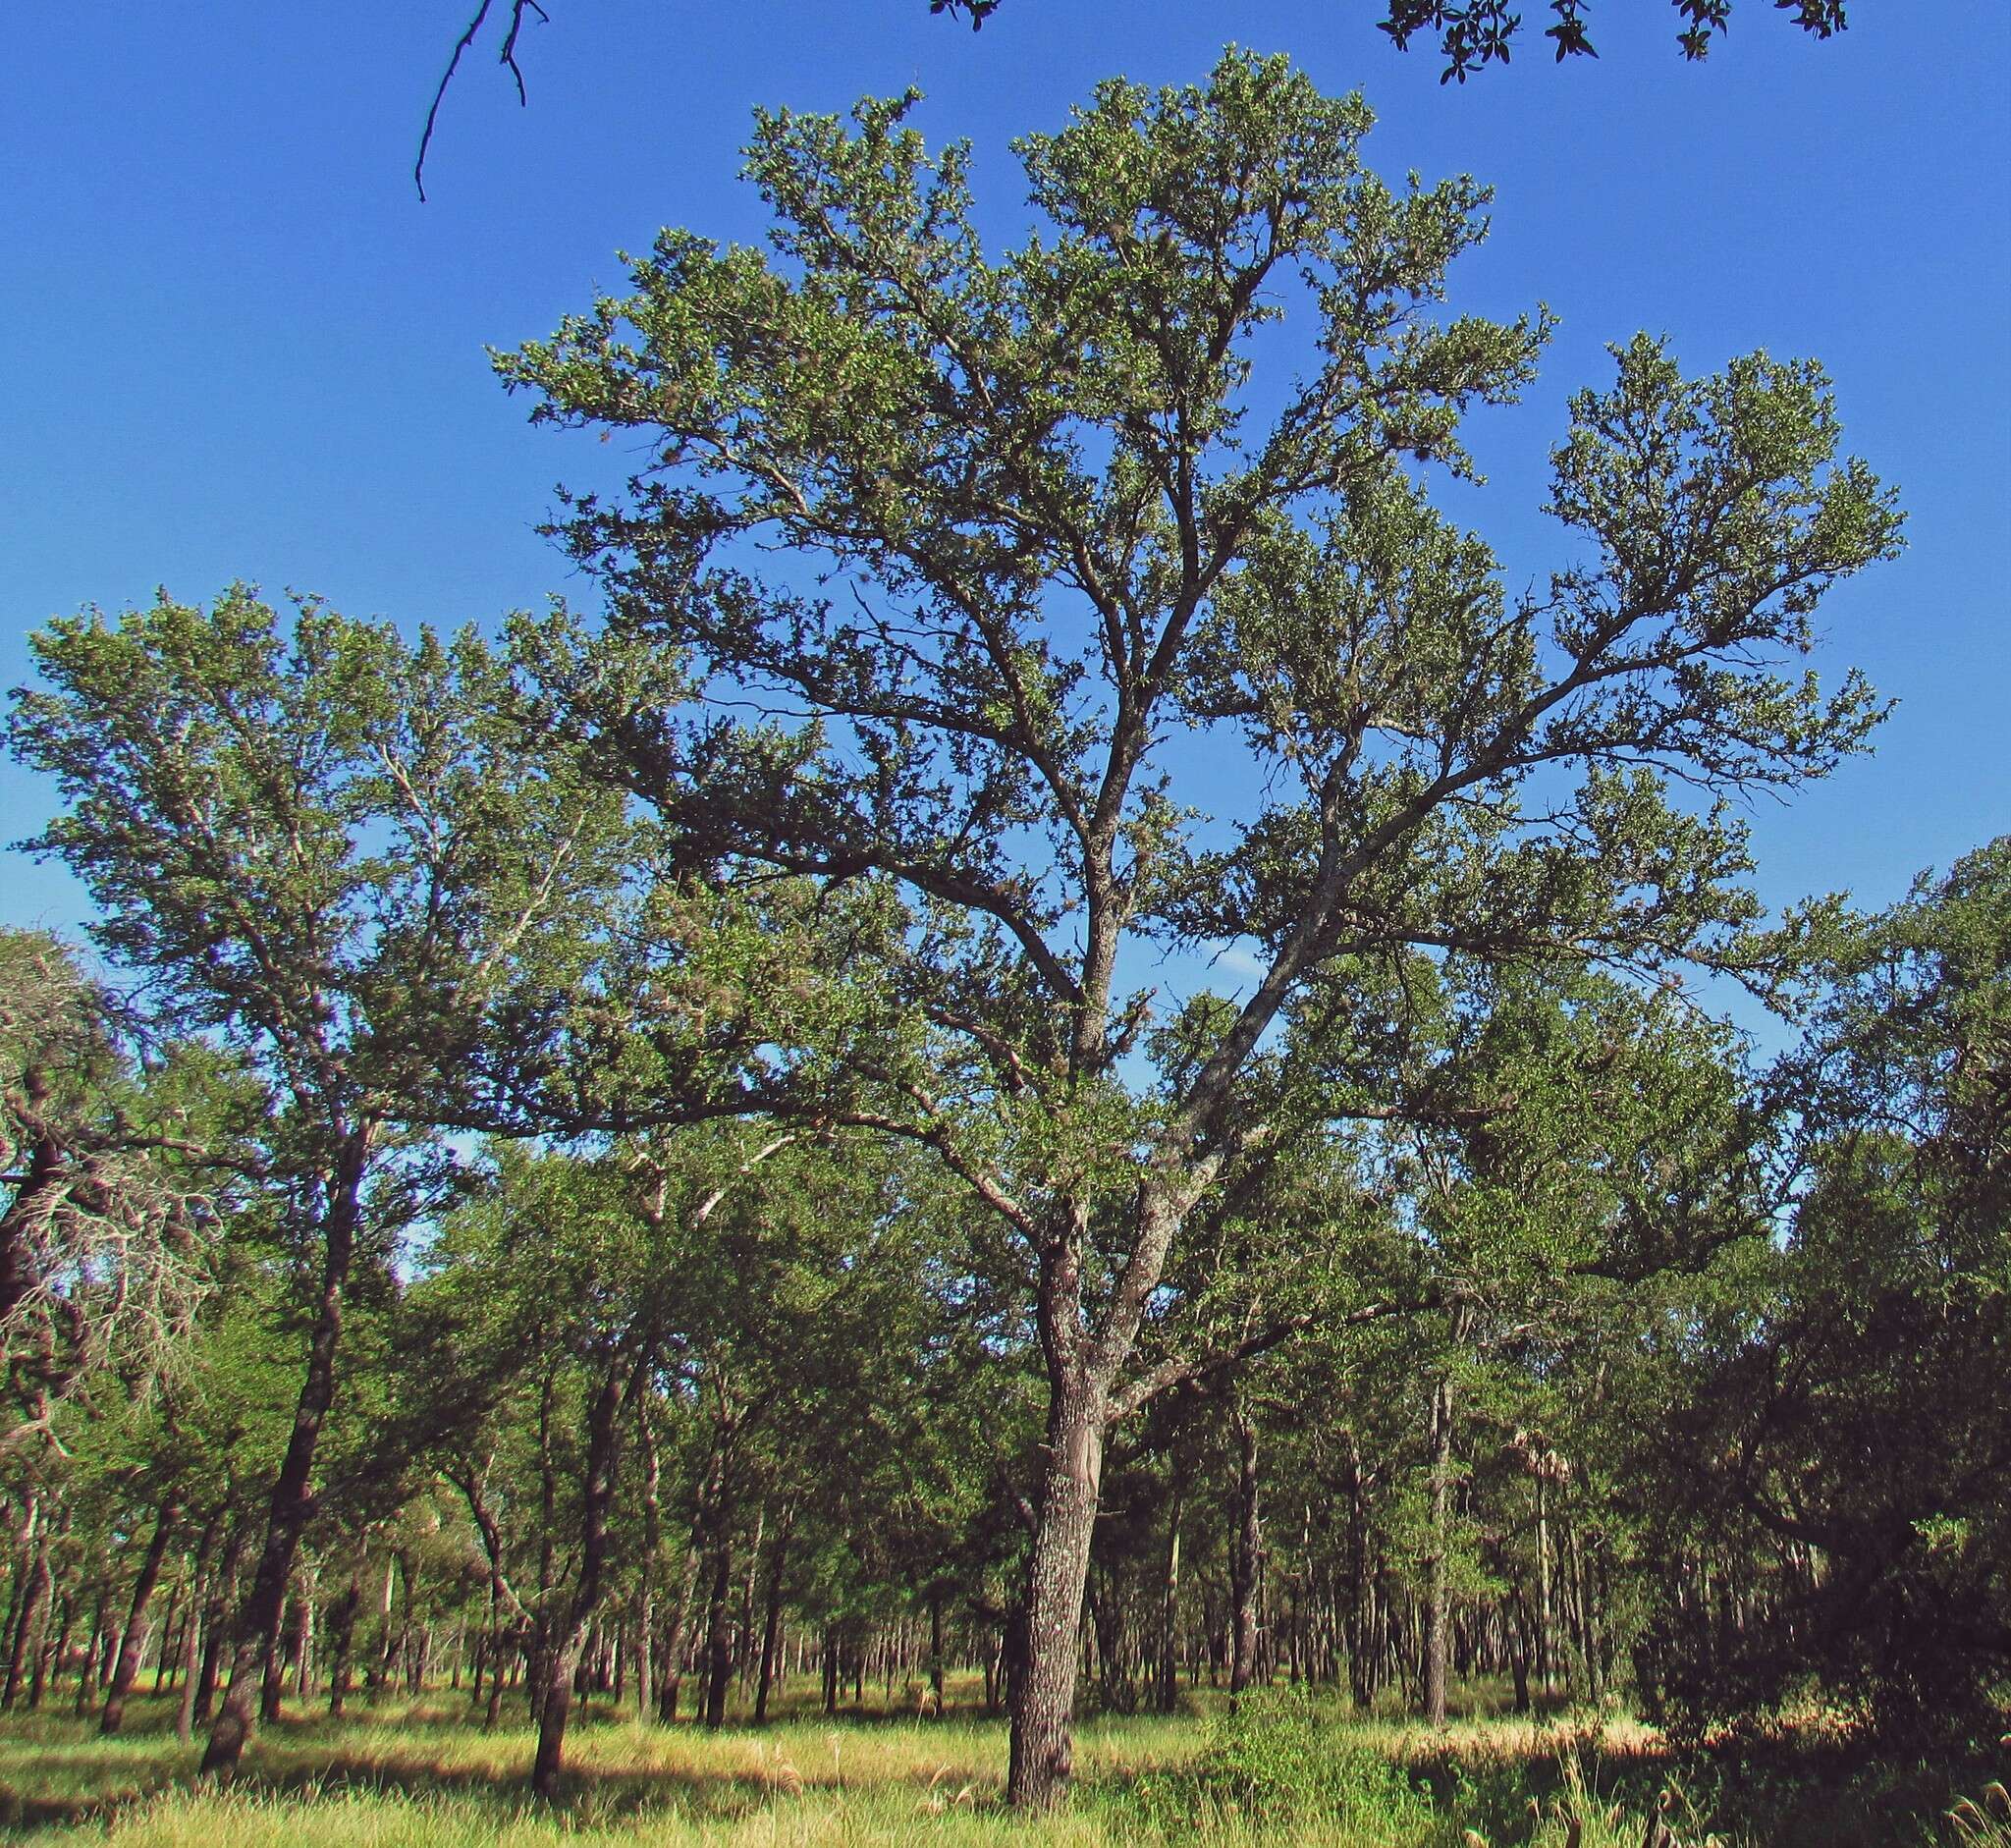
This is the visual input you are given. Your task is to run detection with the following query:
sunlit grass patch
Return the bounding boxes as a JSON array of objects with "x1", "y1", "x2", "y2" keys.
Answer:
[{"x1": 4, "y1": 1683, "x2": 2002, "y2": 1845}]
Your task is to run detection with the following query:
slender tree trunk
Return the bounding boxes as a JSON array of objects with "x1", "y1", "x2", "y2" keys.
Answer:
[
  {"x1": 194, "y1": 1520, "x2": 244, "y2": 1725},
  {"x1": 292, "y1": 1561, "x2": 316, "y2": 1698},
  {"x1": 531, "y1": 1343, "x2": 641, "y2": 1800},
  {"x1": 369, "y1": 1552, "x2": 403, "y2": 1697},
  {"x1": 260, "y1": 1578, "x2": 292, "y2": 1723},
  {"x1": 326, "y1": 1577, "x2": 360, "y2": 1718},
  {"x1": 3, "y1": 1514, "x2": 51, "y2": 1712},
  {"x1": 153, "y1": 1580, "x2": 183, "y2": 1693},
  {"x1": 1228, "y1": 1408, "x2": 1262, "y2": 1703},
  {"x1": 636, "y1": 1401, "x2": 661, "y2": 1720},
  {"x1": 1423, "y1": 1370, "x2": 1455, "y2": 1729},
  {"x1": 1536, "y1": 1474, "x2": 1554, "y2": 1698},
  {"x1": 700, "y1": 1527, "x2": 734, "y2": 1728},
  {"x1": 75, "y1": 1585, "x2": 107, "y2": 1717},
  {"x1": 925, "y1": 1588, "x2": 944, "y2": 1719},
  {"x1": 753, "y1": 1505, "x2": 793, "y2": 1723},
  {"x1": 528, "y1": 1368, "x2": 559, "y2": 1724},
  {"x1": 201, "y1": 1133, "x2": 368, "y2": 1779},
  {"x1": 100, "y1": 1497, "x2": 179, "y2": 1734},
  {"x1": 1157, "y1": 1466, "x2": 1185, "y2": 1713},
  {"x1": 1006, "y1": 1371, "x2": 1106, "y2": 1811},
  {"x1": 32, "y1": 1592, "x2": 70, "y2": 1712},
  {"x1": 734, "y1": 1504, "x2": 762, "y2": 1692},
  {"x1": 659, "y1": 1535, "x2": 702, "y2": 1722}
]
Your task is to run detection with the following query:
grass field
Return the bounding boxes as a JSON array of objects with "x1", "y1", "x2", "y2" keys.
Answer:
[{"x1": 0, "y1": 1677, "x2": 1999, "y2": 1846}]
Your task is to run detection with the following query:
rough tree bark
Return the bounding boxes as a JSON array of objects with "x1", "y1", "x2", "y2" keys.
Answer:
[{"x1": 1006, "y1": 1363, "x2": 1107, "y2": 1808}]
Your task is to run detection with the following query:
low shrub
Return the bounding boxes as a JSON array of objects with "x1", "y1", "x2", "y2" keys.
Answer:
[{"x1": 1096, "y1": 1686, "x2": 1437, "y2": 1841}]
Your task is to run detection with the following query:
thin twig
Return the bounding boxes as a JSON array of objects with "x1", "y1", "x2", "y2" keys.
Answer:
[{"x1": 415, "y1": 0, "x2": 547, "y2": 203}]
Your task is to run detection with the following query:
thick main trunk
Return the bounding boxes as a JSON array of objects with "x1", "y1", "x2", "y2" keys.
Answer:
[
  {"x1": 201, "y1": 1136, "x2": 366, "y2": 1780},
  {"x1": 100, "y1": 1498, "x2": 178, "y2": 1734},
  {"x1": 1006, "y1": 1375, "x2": 1106, "y2": 1811}
]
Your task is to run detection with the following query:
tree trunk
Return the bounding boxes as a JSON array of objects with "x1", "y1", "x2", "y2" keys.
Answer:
[
  {"x1": 1423, "y1": 1370, "x2": 1455, "y2": 1729},
  {"x1": 925, "y1": 1587, "x2": 944, "y2": 1719},
  {"x1": 32, "y1": 1593, "x2": 70, "y2": 1712},
  {"x1": 1228, "y1": 1407, "x2": 1262, "y2": 1703},
  {"x1": 1343, "y1": 1432, "x2": 1375, "y2": 1710},
  {"x1": 75, "y1": 1585, "x2": 106, "y2": 1717},
  {"x1": 100, "y1": 1498, "x2": 178, "y2": 1734},
  {"x1": 201, "y1": 1132, "x2": 367, "y2": 1779},
  {"x1": 153, "y1": 1580, "x2": 182, "y2": 1694},
  {"x1": 753, "y1": 1505, "x2": 793, "y2": 1723},
  {"x1": 369, "y1": 1552, "x2": 404, "y2": 1697},
  {"x1": 700, "y1": 1527, "x2": 734, "y2": 1728},
  {"x1": 3, "y1": 1522, "x2": 52, "y2": 1713},
  {"x1": 326, "y1": 1577, "x2": 360, "y2": 1718},
  {"x1": 1006, "y1": 1372, "x2": 1106, "y2": 1811},
  {"x1": 292, "y1": 1561, "x2": 316, "y2": 1698},
  {"x1": 1157, "y1": 1467, "x2": 1185, "y2": 1713},
  {"x1": 658, "y1": 1536, "x2": 702, "y2": 1722},
  {"x1": 735, "y1": 1503, "x2": 762, "y2": 1692},
  {"x1": 193, "y1": 1520, "x2": 244, "y2": 1725},
  {"x1": 531, "y1": 1343, "x2": 639, "y2": 1800},
  {"x1": 635, "y1": 1400, "x2": 661, "y2": 1720},
  {"x1": 1536, "y1": 1473, "x2": 1554, "y2": 1698}
]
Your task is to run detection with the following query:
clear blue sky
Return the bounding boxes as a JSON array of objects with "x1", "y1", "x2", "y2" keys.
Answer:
[{"x1": 3, "y1": 2, "x2": 2005, "y2": 974}]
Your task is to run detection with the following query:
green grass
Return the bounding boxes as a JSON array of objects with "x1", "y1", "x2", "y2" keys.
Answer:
[{"x1": 0, "y1": 1677, "x2": 1999, "y2": 1846}]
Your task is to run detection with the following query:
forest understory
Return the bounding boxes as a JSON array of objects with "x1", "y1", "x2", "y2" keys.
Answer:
[{"x1": 3, "y1": 1676, "x2": 2007, "y2": 1848}]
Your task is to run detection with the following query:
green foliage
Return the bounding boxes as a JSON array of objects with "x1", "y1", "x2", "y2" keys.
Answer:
[
  {"x1": 1632, "y1": 840, "x2": 2011, "y2": 1749},
  {"x1": 0, "y1": 930, "x2": 251, "y2": 1449},
  {"x1": 1100, "y1": 1687, "x2": 1437, "y2": 1837}
]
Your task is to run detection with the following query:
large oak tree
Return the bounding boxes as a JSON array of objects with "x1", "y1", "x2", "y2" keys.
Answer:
[{"x1": 498, "y1": 50, "x2": 1898, "y2": 1803}]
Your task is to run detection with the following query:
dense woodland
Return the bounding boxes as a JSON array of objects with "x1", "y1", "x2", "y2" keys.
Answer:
[{"x1": 0, "y1": 47, "x2": 2004, "y2": 1842}]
